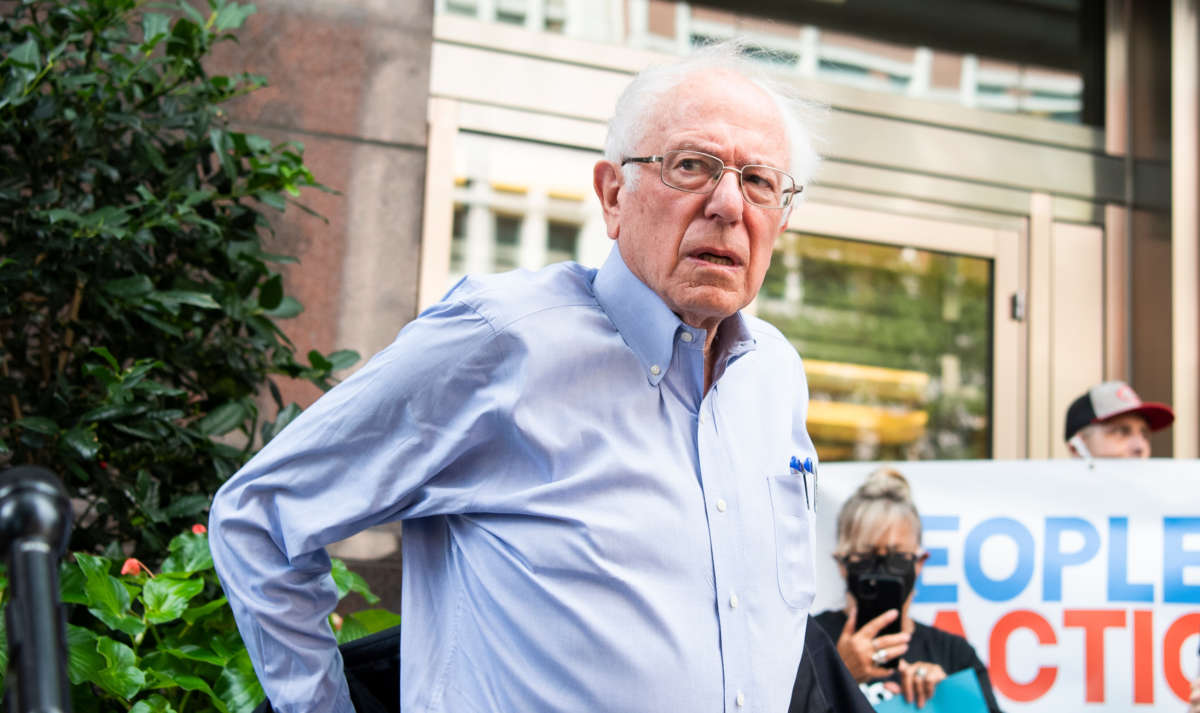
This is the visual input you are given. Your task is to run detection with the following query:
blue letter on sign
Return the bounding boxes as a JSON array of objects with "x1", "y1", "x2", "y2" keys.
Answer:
[
  {"x1": 965, "y1": 517, "x2": 1035, "y2": 602},
  {"x1": 1164, "y1": 517, "x2": 1200, "y2": 604},
  {"x1": 914, "y1": 515, "x2": 958, "y2": 604},
  {"x1": 1043, "y1": 517, "x2": 1100, "y2": 601},
  {"x1": 1108, "y1": 517, "x2": 1153, "y2": 602}
]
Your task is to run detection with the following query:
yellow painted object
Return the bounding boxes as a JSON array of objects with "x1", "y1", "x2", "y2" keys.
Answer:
[
  {"x1": 804, "y1": 359, "x2": 929, "y2": 405},
  {"x1": 806, "y1": 400, "x2": 928, "y2": 446}
]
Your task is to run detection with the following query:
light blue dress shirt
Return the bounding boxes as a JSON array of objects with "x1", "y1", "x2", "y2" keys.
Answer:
[{"x1": 209, "y1": 245, "x2": 819, "y2": 713}]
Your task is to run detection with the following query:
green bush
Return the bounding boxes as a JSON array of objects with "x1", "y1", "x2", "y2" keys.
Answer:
[
  {"x1": 0, "y1": 0, "x2": 357, "y2": 557},
  {"x1": 0, "y1": 526, "x2": 401, "y2": 712}
]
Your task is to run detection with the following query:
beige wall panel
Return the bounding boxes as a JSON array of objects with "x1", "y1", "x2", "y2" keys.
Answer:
[
  {"x1": 1027, "y1": 194, "x2": 1053, "y2": 458},
  {"x1": 1048, "y1": 222, "x2": 1105, "y2": 459}
]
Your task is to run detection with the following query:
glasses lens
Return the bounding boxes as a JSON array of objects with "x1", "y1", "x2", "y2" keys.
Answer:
[
  {"x1": 883, "y1": 551, "x2": 915, "y2": 573},
  {"x1": 662, "y1": 151, "x2": 721, "y2": 192},
  {"x1": 742, "y1": 165, "x2": 792, "y2": 208}
]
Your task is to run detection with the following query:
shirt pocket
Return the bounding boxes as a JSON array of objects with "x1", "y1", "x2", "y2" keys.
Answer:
[{"x1": 766, "y1": 473, "x2": 816, "y2": 610}]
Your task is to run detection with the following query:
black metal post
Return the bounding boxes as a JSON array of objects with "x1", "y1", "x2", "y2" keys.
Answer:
[{"x1": 0, "y1": 466, "x2": 74, "y2": 713}]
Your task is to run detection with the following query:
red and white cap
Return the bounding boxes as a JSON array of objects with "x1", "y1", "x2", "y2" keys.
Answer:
[{"x1": 1064, "y1": 380, "x2": 1174, "y2": 442}]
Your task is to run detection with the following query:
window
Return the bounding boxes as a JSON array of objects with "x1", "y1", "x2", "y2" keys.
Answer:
[
  {"x1": 546, "y1": 220, "x2": 579, "y2": 264},
  {"x1": 450, "y1": 204, "x2": 468, "y2": 274},
  {"x1": 759, "y1": 233, "x2": 992, "y2": 461},
  {"x1": 493, "y1": 213, "x2": 521, "y2": 271}
]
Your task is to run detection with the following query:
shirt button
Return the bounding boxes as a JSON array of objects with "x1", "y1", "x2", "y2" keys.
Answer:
[
  {"x1": 715, "y1": 498, "x2": 727, "y2": 512},
  {"x1": 680, "y1": 331, "x2": 694, "y2": 343},
  {"x1": 736, "y1": 692, "x2": 745, "y2": 707},
  {"x1": 650, "y1": 364, "x2": 661, "y2": 376},
  {"x1": 729, "y1": 593, "x2": 739, "y2": 609}
]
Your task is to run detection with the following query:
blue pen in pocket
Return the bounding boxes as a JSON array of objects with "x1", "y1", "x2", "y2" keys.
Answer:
[{"x1": 790, "y1": 456, "x2": 810, "y2": 510}]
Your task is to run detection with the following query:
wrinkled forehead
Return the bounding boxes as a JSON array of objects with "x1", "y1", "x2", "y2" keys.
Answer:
[{"x1": 641, "y1": 70, "x2": 789, "y2": 163}]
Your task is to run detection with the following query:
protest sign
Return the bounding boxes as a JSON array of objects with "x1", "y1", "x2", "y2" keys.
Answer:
[{"x1": 814, "y1": 459, "x2": 1200, "y2": 712}]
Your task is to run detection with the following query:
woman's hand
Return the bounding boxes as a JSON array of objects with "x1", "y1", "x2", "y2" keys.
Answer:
[
  {"x1": 1187, "y1": 675, "x2": 1200, "y2": 713},
  {"x1": 836, "y1": 603, "x2": 911, "y2": 682},
  {"x1": 896, "y1": 659, "x2": 947, "y2": 708}
]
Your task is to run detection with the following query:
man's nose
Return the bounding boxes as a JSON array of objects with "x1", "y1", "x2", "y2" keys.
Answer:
[
  {"x1": 1130, "y1": 434, "x2": 1150, "y2": 458},
  {"x1": 705, "y1": 169, "x2": 744, "y2": 222}
]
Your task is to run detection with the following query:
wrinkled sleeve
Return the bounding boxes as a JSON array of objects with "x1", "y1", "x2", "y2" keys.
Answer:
[{"x1": 208, "y1": 296, "x2": 501, "y2": 713}]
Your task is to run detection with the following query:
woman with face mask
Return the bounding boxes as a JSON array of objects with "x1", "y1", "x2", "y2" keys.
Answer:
[{"x1": 813, "y1": 467, "x2": 1004, "y2": 712}]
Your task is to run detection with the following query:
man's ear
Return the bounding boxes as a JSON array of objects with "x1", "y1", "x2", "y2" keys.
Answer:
[{"x1": 593, "y1": 160, "x2": 623, "y2": 240}]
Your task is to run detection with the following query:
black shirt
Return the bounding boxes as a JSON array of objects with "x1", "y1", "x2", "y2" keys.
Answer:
[{"x1": 813, "y1": 610, "x2": 1006, "y2": 713}]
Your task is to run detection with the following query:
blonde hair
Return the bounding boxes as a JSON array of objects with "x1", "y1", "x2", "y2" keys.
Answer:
[{"x1": 833, "y1": 467, "x2": 922, "y2": 557}]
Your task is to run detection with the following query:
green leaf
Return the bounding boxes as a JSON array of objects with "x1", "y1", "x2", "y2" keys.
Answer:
[
  {"x1": 143, "y1": 576, "x2": 205, "y2": 624},
  {"x1": 75, "y1": 554, "x2": 146, "y2": 637},
  {"x1": 196, "y1": 401, "x2": 247, "y2": 437},
  {"x1": 326, "y1": 350, "x2": 360, "y2": 371},
  {"x1": 131, "y1": 693, "x2": 178, "y2": 713},
  {"x1": 258, "y1": 274, "x2": 283, "y2": 310},
  {"x1": 330, "y1": 558, "x2": 380, "y2": 604},
  {"x1": 346, "y1": 607, "x2": 402, "y2": 634},
  {"x1": 105, "y1": 275, "x2": 155, "y2": 298},
  {"x1": 260, "y1": 402, "x2": 301, "y2": 443},
  {"x1": 141, "y1": 13, "x2": 171, "y2": 49},
  {"x1": 144, "y1": 654, "x2": 226, "y2": 713},
  {"x1": 6, "y1": 36, "x2": 40, "y2": 70},
  {"x1": 60, "y1": 560, "x2": 88, "y2": 605},
  {"x1": 160, "y1": 643, "x2": 227, "y2": 666},
  {"x1": 155, "y1": 290, "x2": 221, "y2": 310},
  {"x1": 0, "y1": 608, "x2": 7, "y2": 683},
  {"x1": 13, "y1": 416, "x2": 58, "y2": 435},
  {"x1": 214, "y1": 2, "x2": 258, "y2": 32},
  {"x1": 307, "y1": 350, "x2": 332, "y2": 371},
  {"x1": 161, "y1": 531, "x2": 213, "y2": 575},
  {"x1": 62, "y1": 426, "x2": 101, "y2": 459},
  {"x1": 263, "y1": 296, "x2": 303, "y2": 318},
  {"x1": 162, "y1": 494, "x2": 210, "y2": 519},
  {"x1": 335, "y1": 613, "x2": 369, "y2": 645},
  {"x1": 94, "y1": 636, "x2": 146, "y2": 699},
  {"x1": 91, "y1": 346, "x2": 121, "y2": 370},
  {"x1": 66, "y1": 625, "x2": 105, "y2": 686},
  {"x1": 182, "y1": 596, "x2": 228, "y2": 625},
  {"x1": 213, "y1": 650, "x2": 265, "y2": 713}
]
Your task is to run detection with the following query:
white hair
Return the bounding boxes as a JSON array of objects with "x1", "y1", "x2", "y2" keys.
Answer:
[{"x1": 603, "y1": 39, "x2": 824, "y2": 198}]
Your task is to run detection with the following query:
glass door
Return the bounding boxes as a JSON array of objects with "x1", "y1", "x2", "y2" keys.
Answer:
[{"x1": 757, "y1": 203, "x2": 1023, "y2": 461}]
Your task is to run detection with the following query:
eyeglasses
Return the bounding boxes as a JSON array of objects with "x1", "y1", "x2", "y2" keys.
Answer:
[
  {"x1": 836, "y1": 549, "x2": 925, "y2": 574},
  {"x1": 621, "y1": 149, "x2": 802, "y2": 210}
]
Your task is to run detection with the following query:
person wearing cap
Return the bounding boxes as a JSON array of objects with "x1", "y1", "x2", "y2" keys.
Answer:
[{"x1": 1063, "y1": 380, "x2": 1175, "y2": 458}]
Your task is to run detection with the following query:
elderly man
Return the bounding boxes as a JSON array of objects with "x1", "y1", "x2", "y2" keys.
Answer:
[
  {"x1": 1063, "y1": 379, "x2": 1174, "y2": 458},
  {"x1": 210, "y1": 43, "x2": 823, "y2": 713}
]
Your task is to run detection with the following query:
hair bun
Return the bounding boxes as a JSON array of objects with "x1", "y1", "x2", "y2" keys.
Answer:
[{"x1": 857, "y1": 466, "x2": 912, "y2": 504}]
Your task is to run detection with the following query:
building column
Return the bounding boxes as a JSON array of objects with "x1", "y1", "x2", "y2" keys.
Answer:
[{"x1": 1171, "y1": 0, "x2": 1200, "y2": 457}]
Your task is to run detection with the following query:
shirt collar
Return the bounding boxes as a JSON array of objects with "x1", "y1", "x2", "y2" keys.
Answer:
[{"x1": 592, "y1": 244, "x2": 756, "y2": 386}]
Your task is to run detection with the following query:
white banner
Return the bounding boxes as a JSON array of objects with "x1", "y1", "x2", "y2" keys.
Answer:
[{"x1": 813, "y1": 459, "x2": 1200, "y2": 712}]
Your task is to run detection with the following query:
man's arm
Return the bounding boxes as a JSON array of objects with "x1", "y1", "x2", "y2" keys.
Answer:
[{"x1": 209, "y1": 298, "x2": 500, "y2": 713}]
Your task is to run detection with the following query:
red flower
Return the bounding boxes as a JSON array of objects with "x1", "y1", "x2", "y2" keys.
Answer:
[
  {"x1": 192, "y1": 523, "x2": 207, "y2": 535},
  {"x1": 120, "y1": 558, "x2": 152, "y2": 577}
]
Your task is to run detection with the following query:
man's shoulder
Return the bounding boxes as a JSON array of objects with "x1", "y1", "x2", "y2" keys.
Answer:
[{"x1": 438, "y1": 262, "x2": 599, "y2": 331}]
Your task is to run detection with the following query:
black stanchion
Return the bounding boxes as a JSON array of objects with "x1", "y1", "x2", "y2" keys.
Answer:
[{"x1": 0, "y1": 466, "x2": 74, "y2": 713}]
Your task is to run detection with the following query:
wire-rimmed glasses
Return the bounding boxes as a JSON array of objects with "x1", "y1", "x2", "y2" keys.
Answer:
[{"x1": 621, "y1": 149, "x2": 802, "y2": 209}]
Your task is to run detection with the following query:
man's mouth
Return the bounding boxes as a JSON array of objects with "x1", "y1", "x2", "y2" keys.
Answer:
[{"x1": 696, "y1": 252, "x2": 734, "y2": 266}]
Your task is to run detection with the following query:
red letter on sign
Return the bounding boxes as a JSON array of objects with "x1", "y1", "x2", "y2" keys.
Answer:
[
  {"x1": 932, "y1": 610, "x2": 967, "y2": 638},
  {"x1": 990, "y1": 610, "x2": 1057, "y2": 702},
  {"x1": 1133, "y1": 610, "x2": 1154, "y2": 704},
  {"x1": 1164, "y1": 612, "x2": 1200, "y2": 702},
  {"x1": 1063, "y1": 609, "x2": 1126, "y2": 703}
]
